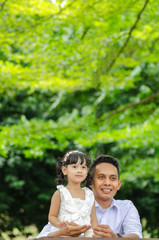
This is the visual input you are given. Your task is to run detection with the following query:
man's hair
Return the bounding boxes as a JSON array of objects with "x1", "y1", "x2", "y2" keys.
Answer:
[{"x1": 90, "y1": 154, "x2": 120, "y2": 179}]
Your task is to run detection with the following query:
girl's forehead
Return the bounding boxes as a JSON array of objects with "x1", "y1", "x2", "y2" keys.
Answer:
[{"x1": 73, "y1": 157, "x2": 86, "y2": 164}]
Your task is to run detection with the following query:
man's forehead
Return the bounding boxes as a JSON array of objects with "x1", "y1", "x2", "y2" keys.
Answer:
[{"x1": 95, "y1": 162, "x2": 118, "y2": 175}]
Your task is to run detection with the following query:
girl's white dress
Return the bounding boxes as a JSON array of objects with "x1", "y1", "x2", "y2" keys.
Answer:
[{"x1": 37, "y1": 185, "x2": 94, "y2": 238}]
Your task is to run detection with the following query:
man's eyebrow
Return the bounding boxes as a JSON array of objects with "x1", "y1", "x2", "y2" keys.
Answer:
[{"x1": 97, "y1": 173, "x2": 118, "y2": 177}]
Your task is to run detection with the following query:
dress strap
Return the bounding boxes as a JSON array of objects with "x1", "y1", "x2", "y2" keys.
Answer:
[{"x1": 57, "y1": 185, "x2": 65, "y2": 190}]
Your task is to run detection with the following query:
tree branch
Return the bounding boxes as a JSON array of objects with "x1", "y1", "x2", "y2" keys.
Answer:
[
  {"x1": 94, "y1": 0, "x2": 150, "y2": 87},
  {"x1": 0, "y1": 0, "x2": 7, "y2": 11},
  {"x1": 2, "y1": 0, "x2": 74, "y2": 34},
  {"x1": 105, "y1": 0, "x2": 150, "y2": 75},
  {"x1": 81, "y1": 27, "x2": 90, "y2": 40},
  {"x1": 149, "y1": 37, "x2": 159, "y2": 53},
  {"x1": 99, "y1": 92, "x2": 159, "y2": 121}
]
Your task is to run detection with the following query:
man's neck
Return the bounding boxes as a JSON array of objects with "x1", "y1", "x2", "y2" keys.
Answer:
[{"x1": 95, "y1": 198, "x2": 113, "y2": 209}]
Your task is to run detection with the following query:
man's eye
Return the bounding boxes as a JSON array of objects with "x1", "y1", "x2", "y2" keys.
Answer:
[
  {"x1": 73, "y1": 166, "x2": 76, "y2": 168},
  {"x1": 99, "y1": 176, "x2": 103, "y2": 179},
  {"x1": 111, "y1": 177, "x2": 117, "y2": 180}
]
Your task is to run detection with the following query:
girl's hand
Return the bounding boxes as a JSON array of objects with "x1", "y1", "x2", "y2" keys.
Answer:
[
  {"x1": 65, "y1": 222, "x2": 91, "y2": 237},
  {"x1": 58, "y1": 221, "x2": 69, "y2": 228},
  {"x1": 48, "y1": 222, "x2": 91, "y2": 237}
]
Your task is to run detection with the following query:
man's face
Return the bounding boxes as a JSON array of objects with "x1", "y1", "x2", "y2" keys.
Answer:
[{"x1": 92, "y1": 162, "x2": 122, "y2": 208}]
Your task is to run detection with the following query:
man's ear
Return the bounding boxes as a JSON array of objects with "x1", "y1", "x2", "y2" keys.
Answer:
[
  {"x1": 61, "y1": 166, "x2": 67, "y2": 176},
  {"x1": 117, "y1": 180, "x2": 122, "y2": 190}
]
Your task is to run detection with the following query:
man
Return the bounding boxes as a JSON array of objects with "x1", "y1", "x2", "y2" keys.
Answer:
[
  {"x1": 35, "y1": 155, "x2": 142, "y2": 238},
  {"x1": 90, "y1": 154, "x2": 142, "y2": 238}
]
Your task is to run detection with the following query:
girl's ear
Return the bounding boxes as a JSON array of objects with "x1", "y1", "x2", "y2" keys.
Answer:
[{"x1": 61, "y1": 166, "x2": 67, "y2": 176}]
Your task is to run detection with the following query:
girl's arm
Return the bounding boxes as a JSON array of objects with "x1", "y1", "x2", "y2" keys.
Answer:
[
  {"x1": 90, "y1": 201, "x2": 98, "y2": 227},
  {"x1": 48, "y1": 190, "x2": 68, "y2": 228}
]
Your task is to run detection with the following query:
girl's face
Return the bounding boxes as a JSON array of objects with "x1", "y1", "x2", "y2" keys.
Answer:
[{"x1": 62, "y1": 158, "x2": 89, "y2": 184}]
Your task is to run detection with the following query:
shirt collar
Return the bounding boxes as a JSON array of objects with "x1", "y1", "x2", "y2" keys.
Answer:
[{"x1": 95, "y1": 198, "x2": 118, "y2": 210}]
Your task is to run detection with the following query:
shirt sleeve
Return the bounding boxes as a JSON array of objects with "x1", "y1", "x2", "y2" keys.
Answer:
[{"x1": 122, "y1": 201, "x2": 142, "y2": 238}]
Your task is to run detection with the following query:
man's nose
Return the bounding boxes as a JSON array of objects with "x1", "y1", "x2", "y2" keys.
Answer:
[{"x1": 103, "y1": 178, "x2": 111, "y2": 185}]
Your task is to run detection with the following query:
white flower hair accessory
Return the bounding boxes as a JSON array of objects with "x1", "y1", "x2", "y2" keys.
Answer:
[{"x1": 63, "y1": 150, "x2": 80, "y2": 162}]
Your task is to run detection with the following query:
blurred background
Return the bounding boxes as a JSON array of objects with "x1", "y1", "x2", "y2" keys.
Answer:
[{"x1": 0, "y1": 0, "x2": 159, "y2": 239}]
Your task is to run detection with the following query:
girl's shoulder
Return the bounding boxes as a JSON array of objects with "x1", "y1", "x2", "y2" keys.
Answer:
[
  {"x1": 83, "y1": 186, "x2": 93, "y2": 192},
  {"x1": 51, "y1": 188, "x2": 61, "y2": 200},
  {"x1": 82, "y1": 187, "x2": 94, "y2": 207},
  {"x1": 56, "y1": 185, "x2": 69, "y2": 195},
  {"x1": 57, "y1": 184, "x2": 65, "y2": 190},
  {"x1": 51, "y1": 185, "x2": 65, "y2": 197},
  {"x1": 83, "y1": 187, "x2": 94, "y2": 197}
]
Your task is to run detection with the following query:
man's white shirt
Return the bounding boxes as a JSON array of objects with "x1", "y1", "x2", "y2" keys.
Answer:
[{"x1": 95, "y1": 199, "x2": 142, "y2": 238}]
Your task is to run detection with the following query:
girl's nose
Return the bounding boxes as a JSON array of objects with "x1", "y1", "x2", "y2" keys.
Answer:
[{"x1": 77, "y1": 167, "x2": 82, "y2": 172}]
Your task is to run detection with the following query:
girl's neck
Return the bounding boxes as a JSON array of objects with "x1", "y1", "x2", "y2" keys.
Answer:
[
  {"x1": 66, "y1": 183, "x2": 81, "y2": 190},
  {"x1": 66, "y1": 184, "x2": 85, "y2": 200}
]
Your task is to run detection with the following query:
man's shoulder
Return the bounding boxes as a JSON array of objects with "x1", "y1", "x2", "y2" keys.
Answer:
[
  {"x1": 114, "y1": 199, "x2": 133, "y2": 208},
  {"x1": 113, "y1": 199, "x2": 137, "y2": 216}
]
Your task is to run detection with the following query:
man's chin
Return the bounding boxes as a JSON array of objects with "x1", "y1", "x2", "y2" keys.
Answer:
[{"x1": 100, "y1": 194, "x2": 114, "y2": 201}]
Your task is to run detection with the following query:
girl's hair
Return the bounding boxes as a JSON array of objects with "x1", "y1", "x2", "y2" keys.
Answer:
[{"x1": 56, "y1": 150, "x2": 91, "y2": 186}]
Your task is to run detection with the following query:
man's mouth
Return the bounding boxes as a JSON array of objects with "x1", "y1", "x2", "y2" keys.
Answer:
[{"x1": 101, "y1": 188, "x2": 112, "y2": 193}]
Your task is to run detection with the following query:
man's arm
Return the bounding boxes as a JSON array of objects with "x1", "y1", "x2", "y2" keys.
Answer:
[
  {"x1": 93, "y1": 225, "x2": 139, "y2": 238},
  {"x1": 122, "y1": 233, "x2": 139, "y2": 238},
  {"x1": 122, "y1": 201, "x2": 142, "y2": 238},
  {"x1": 93, "y1": 200, "x2": 142, "y2": 239}
]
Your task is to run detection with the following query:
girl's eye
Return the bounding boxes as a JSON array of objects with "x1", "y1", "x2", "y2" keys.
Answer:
[
  {"x1": 73, "y1": 166, "x2": 76, "y2": 168},
  {"x1": 82, "y1": 166, "x2": 86, "y2": 168}
]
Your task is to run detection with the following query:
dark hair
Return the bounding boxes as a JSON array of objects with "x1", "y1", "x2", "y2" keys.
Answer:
[
  {"x1": 90, "y1": 155, "x2": 120, "y2": 180},
  {"x1": 56, "y1": 150, "x2": 91, "y2": 186}
]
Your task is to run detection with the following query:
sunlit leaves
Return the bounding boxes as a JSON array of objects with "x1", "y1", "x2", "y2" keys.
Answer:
[
  {"x1": 0, "y1": 0, "x2": 159, "y2": 236},
  {"x1": 1, "y1": 0, "x2": 159, "y2": 92}
]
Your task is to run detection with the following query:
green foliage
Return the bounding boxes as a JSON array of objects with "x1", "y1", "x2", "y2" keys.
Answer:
[
  {"x1": 0, "y1": 0, "x2": 159, "y2": 238},
  {"x1": 117, "y1": 177, "x2": 159, "y2": 238}
]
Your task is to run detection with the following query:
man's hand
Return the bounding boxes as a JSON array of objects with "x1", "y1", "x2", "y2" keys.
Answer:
[
  {"x1": 93, "y1": 225, "x2": 139, "y2": 238},
  {"x1": 93, "y1": 224, "x2": 118, "y2": 238},
  {"x1": 48, "y1": 222, "x2": 91, "y2": 237}
]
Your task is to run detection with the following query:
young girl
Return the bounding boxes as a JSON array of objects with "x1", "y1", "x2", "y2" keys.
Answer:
[{"x1": 36, "y1": 150, "x2": 98, "y2": 238}]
